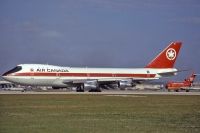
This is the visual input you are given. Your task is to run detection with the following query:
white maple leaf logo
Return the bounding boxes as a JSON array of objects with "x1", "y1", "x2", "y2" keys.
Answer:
[{"x1": 166, "y1": 48, "x2": 176, "y2": 60}]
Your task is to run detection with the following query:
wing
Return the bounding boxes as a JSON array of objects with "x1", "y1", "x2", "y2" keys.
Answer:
[{"x1": 62, "y1": 77, "x2": 159, "y2": 87}]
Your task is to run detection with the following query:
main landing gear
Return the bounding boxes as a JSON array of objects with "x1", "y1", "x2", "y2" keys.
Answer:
[{"x1": 76, "y1": 85, "x2": 84, "y2": 92}]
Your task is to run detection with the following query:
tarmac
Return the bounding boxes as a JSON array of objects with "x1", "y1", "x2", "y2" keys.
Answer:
[{"x1": 1, "y1": 90, "x2": 200, "y2": 95}]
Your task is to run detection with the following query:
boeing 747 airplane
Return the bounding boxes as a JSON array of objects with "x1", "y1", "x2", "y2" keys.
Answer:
[{"x1": 2, "y1": 42, "x2": 182, "y2": 92}]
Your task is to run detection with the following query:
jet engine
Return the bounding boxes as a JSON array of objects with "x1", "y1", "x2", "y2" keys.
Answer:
[
  {"x1": 118, "y1": 79, "x2": 133, "y2": 89},
  {"x1": 84, "y1": 80, "x2": 97, "y2": 89},
  {"x1": 83, "y1": 80, "x2": 101, "y2": 92}
]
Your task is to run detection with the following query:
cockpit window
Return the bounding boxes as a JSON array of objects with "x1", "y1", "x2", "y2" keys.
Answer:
[{"x1": 2, "y1": 66, "x2": 22, "y2": 76}]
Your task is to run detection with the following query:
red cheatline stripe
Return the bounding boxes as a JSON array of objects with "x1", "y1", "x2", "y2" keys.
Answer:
[{"x1": 13, "y1": 72, "x2": 156, "y2": 78}]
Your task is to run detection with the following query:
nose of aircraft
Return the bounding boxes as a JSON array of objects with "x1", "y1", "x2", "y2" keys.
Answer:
[
  {"x1": 2, "y1": 73, "x2": 7, "y2": 80},
  {"x1": 2, "y1": 70, "x2": 10, "y2": 77},
  {"x1": 2, "y1": 71, "x2": 10, "y2": 80},
  {"x1": 1, "y1": 66, "x2": 22, "y2": 77},
  {"x1": 2, "y1": 72, "x2": 7, "y2": 76},
  {"x1": 2, "y1": 72, "x2": 11, "y2": 82}
]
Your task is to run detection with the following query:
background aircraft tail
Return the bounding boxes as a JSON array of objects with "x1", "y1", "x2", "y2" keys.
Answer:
[
  {"x1": 185, "y1": 73, "x2": 197, "y2": 83},
  {"x1": 145, "y1": 42, "x2": 182, "y2": 68}
]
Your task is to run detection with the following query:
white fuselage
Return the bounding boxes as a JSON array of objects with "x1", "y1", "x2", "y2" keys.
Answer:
[{"x1": 2, "y1": 64, "x2": 177, "y2": 87}]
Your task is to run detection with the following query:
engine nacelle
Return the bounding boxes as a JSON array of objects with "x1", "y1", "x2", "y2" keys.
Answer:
[
  {"x1": 118, "y1": 79, "x2": 133, "y2": 88},
  {"x1": 84, "y1": 80, "x2": 98, "y2": 90}
]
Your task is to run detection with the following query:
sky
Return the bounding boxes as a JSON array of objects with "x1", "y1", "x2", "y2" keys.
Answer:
[{"x1": 0, "y1": 0, "x2": 200, "y2": 81}]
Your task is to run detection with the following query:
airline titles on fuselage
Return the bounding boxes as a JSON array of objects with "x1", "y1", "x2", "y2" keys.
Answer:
[{"x1": 31, "y1": 68, "x2": 69, "y2": 73}]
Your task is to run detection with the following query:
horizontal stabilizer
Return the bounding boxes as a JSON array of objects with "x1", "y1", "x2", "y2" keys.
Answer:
[{"x1": 158, "y1": 71, "x2": 177, "y2": 77}]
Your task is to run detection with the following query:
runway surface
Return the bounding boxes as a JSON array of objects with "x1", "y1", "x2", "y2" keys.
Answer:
[{"x1": 1, "y1": 90, "x2": 200, "y2": 95}]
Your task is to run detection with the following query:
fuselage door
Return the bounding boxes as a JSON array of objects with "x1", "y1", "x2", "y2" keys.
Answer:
[
  {"x1": 56, "y1": 73, "x2": 61, "y2": 79},
  {"x1": 30, "y1": 68, "x2": 34, "y2": 79},
  {"x1": 147, "y1": 70, "x2": 150, "y2": 78}
]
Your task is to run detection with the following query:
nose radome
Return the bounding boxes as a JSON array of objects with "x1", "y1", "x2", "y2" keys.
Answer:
[
  {"x1": 2, "y1": 75, "x2": 8, "y2": 81},
  {"x1": 2, "y1": 71, "x2": 11, "y2": 81},
  {"x1": 1, "y1": 74, "x2": 12, "y2": 83}
]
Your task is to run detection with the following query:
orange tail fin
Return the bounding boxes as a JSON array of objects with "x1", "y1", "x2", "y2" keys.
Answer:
[{"x1": 145, "y1": 42, "x2": 182, "y2": 68}]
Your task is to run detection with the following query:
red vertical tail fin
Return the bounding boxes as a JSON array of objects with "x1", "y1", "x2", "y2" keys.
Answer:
[{"x1": 145, "y1": 42, "x2": 182, "y2": 68}]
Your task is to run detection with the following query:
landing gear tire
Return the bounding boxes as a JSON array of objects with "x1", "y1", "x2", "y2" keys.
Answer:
[
  {"x1": 175, "y1": 90, "x2": 179, "y2": 92},
  {"x1": 186, "y1": 90, "x2": 189, "y2": 92},
  {"x1": 89, "y1": 89, "x2": 101, "y2": 92},
  {"x1": 76, "y1": 85, "x2": 84, "y2": 92}
]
